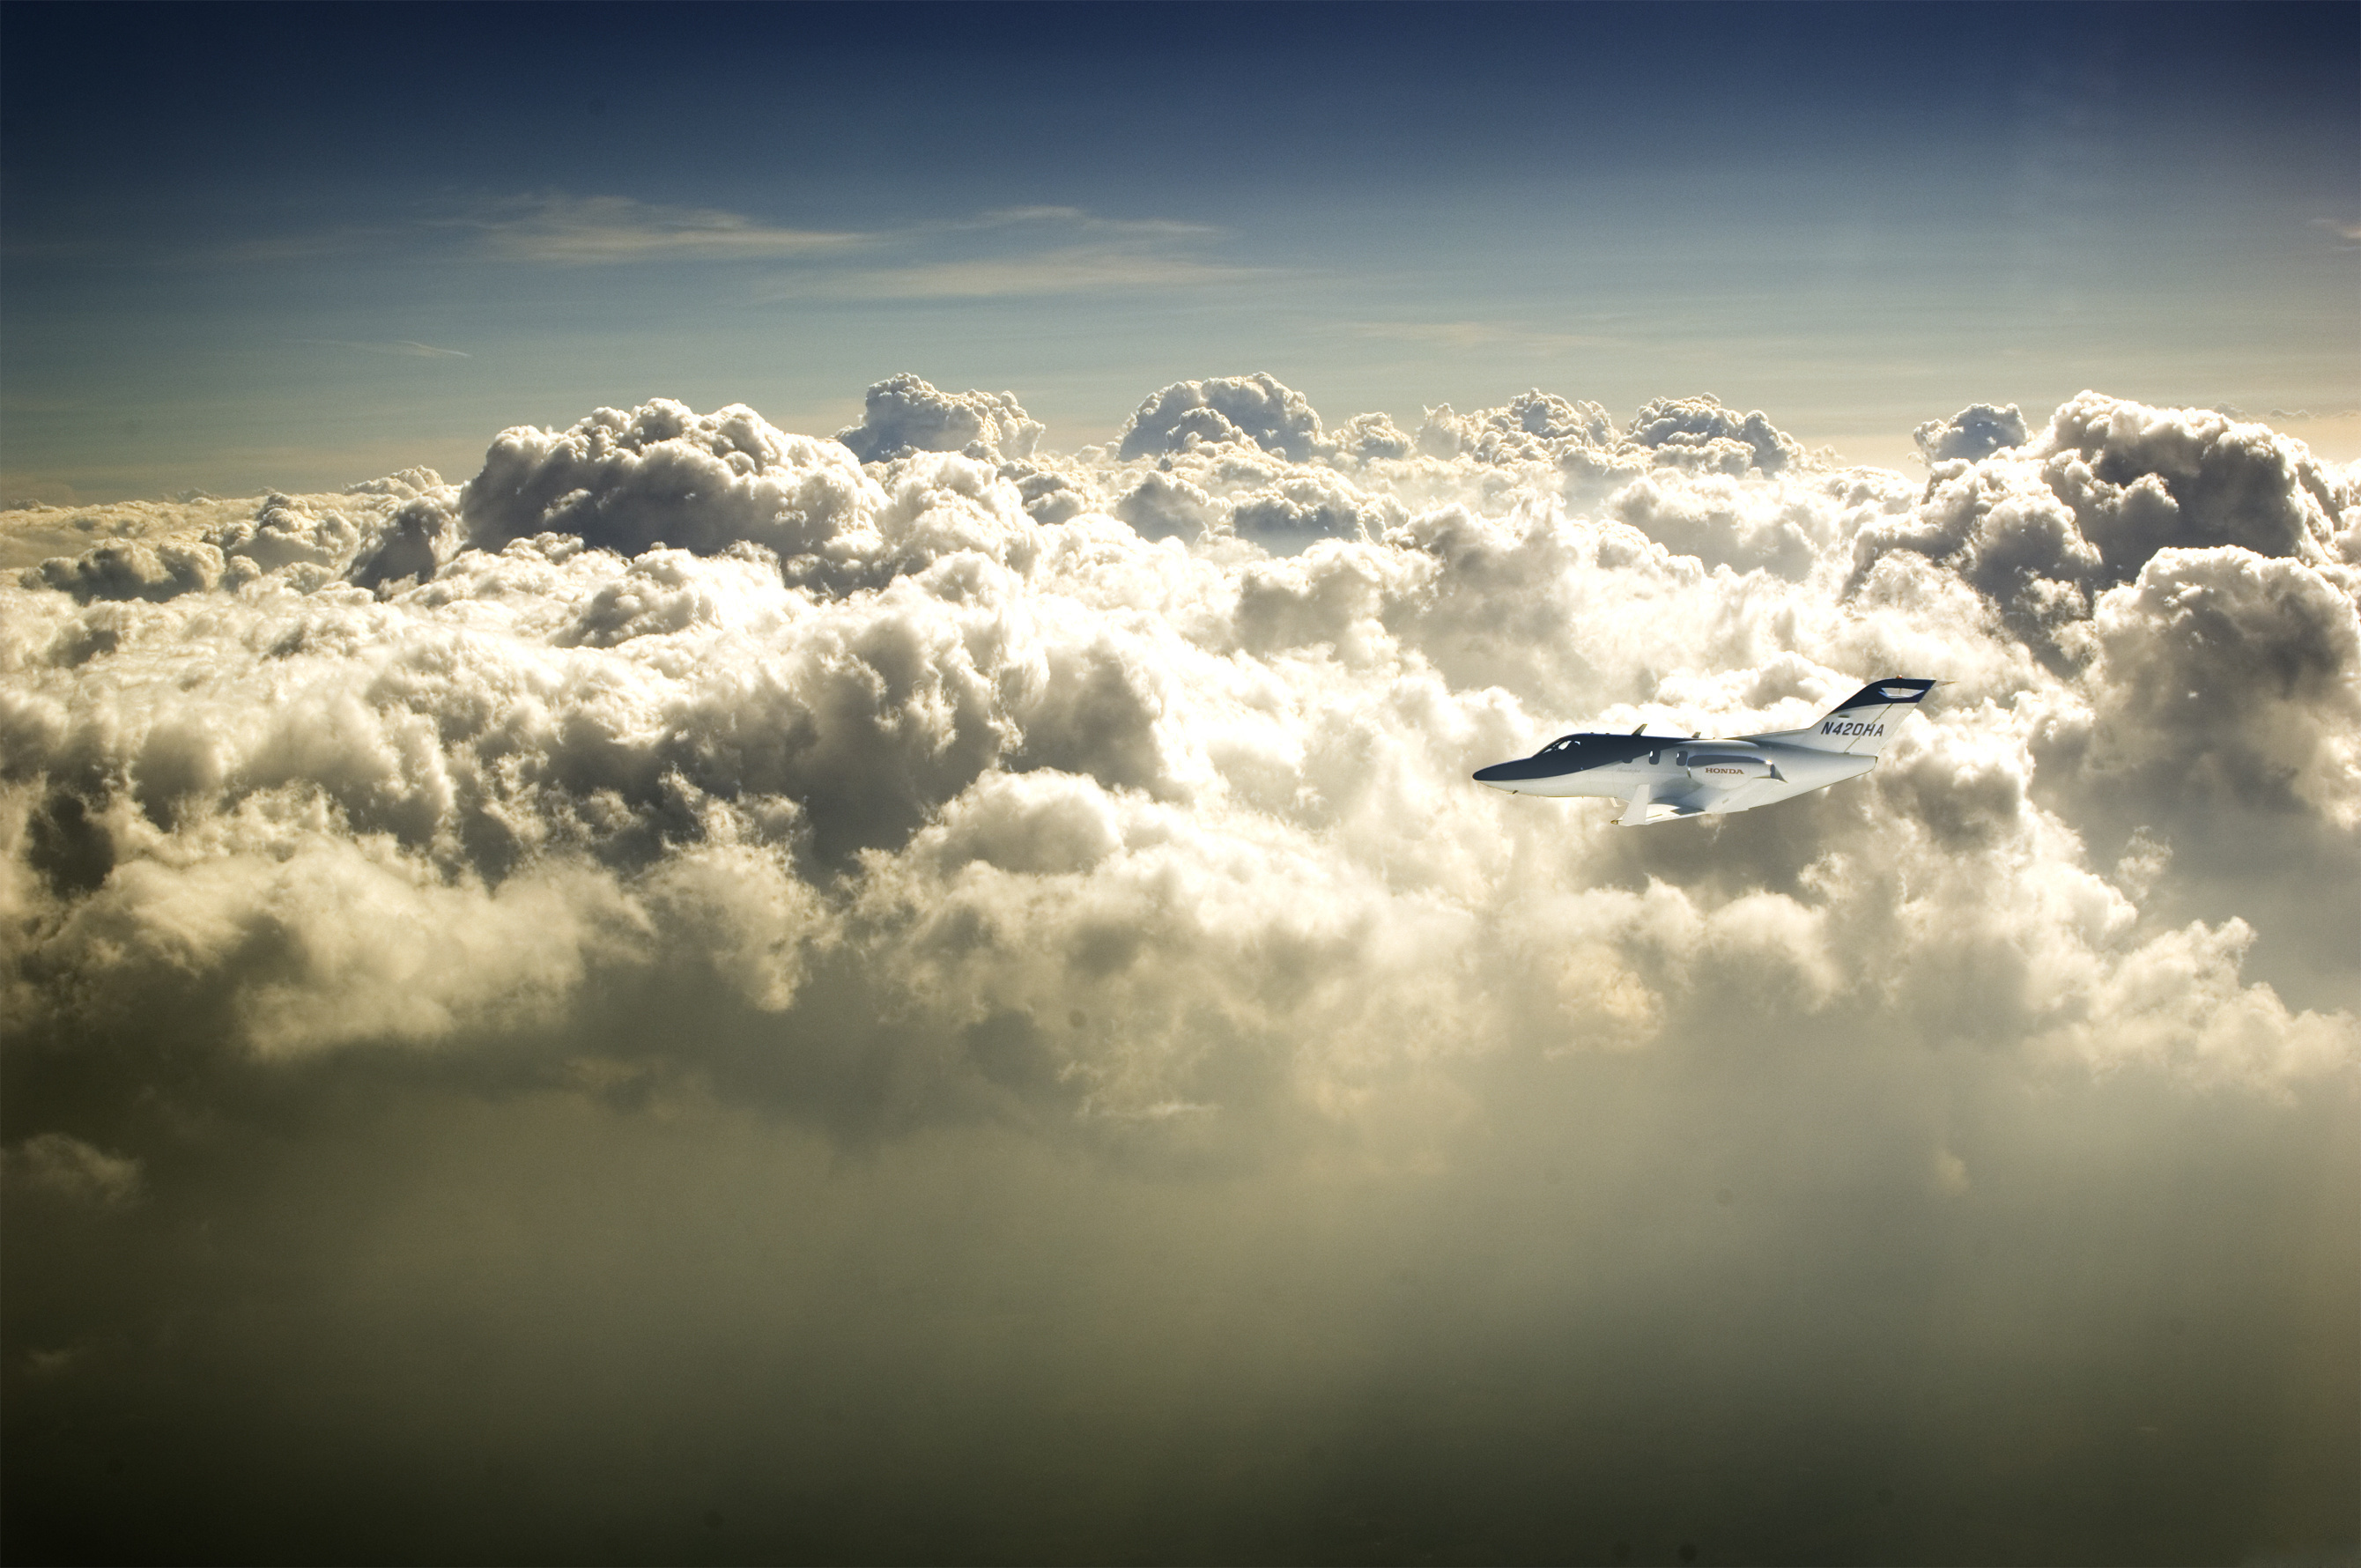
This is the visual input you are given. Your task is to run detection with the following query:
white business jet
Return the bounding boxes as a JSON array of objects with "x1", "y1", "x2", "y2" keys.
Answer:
[{"x1": 1473, "y1": 679, "x2": 1937, "y2": 825}]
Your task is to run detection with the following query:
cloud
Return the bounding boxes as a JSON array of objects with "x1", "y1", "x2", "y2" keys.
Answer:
[
  {"x1": 1118, "y1": 373, "x2": 1336, "y2": 462},
  {"x1": 4, "y1": 378, "x2": 2354, "y2": 1563},
  {"x1": 10, "y1": 380, "x2": 2351, "y2": 1092},
  {"x1": 26, "y1": 536, "x2": 230, "y2": 602},
  {"x1": 1626, "y1": 395, "x2": 1805, "y2": 475},
  {"x1": 460, "y1": 400, "x2": 878, "y2": 566},
  {"x1": 294, "y1": 339, "x2": 470, "y2": 359},
  {"x1": 785, "y1": 244, "x2": 1260, "y2": 300},
  {"x1": 835, "y1": 374, "x2": 1044, "y2": 463},
  {"x1": 1, "y1": 1133, "x2": 141, "y2": 1209},
  {"x1": 1848, "y1": 393, "x2": 2359, "y2": 657},
  {"x1": 1348, "y1": 320, "x2": 1606, "y2": 354},
  {"x1": 455, "y1": 193, "x2": 870, "y2": 264},
  {"x1": 1913, "y1": 402, "x2": 2028, "y2": 464},
  {"x1": 740, "y1": 204, "x2": 1256, "y2": 300},
  {"x1": 106, "y1": 195, "x2": 867, "y2": 270},
  {"x1": 132, "y1": 196, "x2": 1253, "y2": 307},
  {"x1": 1415, "y1": 390, "x2": 1617, "y2": 463},
  {"x1": 957, "y1": 206, "x2": 1227, "y2": 242}
]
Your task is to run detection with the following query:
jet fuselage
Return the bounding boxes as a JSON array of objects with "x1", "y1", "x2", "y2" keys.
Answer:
[
  {"x1": 1473, "y1": 680, "x2": 1935, "y2": 825},
  {"x1": 1476, "y1": 735, "x2": 1872, "y2": 810}
]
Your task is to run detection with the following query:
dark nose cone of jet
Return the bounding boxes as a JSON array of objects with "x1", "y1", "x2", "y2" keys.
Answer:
[{"x1": 1473, "y1": 762, "x2": 1509, "y2": 783}]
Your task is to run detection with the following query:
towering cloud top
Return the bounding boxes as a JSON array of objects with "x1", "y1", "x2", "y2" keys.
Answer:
[
  {"x1": 1117, "y1": 373, "x2": 1334, "y2": 462},
  {"x1": 1914, "y1": 402, "x2": 2029, "y2": 464},
  {"x1": 835, "y1": 373, "x2": 1046, "y2": 463},
  {"x1": 463, "y1": 398, "x2": 880, "y2": 561}
]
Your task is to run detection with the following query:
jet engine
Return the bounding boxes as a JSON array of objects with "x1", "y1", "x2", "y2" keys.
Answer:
[{"x1": 1681, "y1": 751, "x2": 1777, "y2": 783}]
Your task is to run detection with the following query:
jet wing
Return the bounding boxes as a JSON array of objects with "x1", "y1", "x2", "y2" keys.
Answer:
[{"x1": 1617, "y1": 781, "x2": 1718, "y2": 826}]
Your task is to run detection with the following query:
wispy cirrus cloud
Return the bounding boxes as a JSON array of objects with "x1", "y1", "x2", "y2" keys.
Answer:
[
  {"x1": 448, "y1": 195, "x2": 1254, "y2": 296},
  {"x1": 783, "y1": 244, "x2": 1263, "y2": 301},
  {"x1": 953, "y1": 205, "x2": 1226, "y2": 241},
  {"x1": 759, "y1": 203, "x2": 1260, "y2": 300},
  {"x1": 21, "y1": 197, "x2": 859, "y2": 270},
  {"x1": 1346, "y1": 319, "x2": 1607, "y2": 353},
  {"x1": 96, "y1": 196, "x2": 1247, "y2": 300},
  {"x1": 448, "y1": 193, "x2": 871, "y2": 264},
  {"x1": 294, "y1": 338, "x2": 470, "y2": 359}
]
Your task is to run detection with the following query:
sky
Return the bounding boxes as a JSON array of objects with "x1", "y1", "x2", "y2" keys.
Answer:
[
  {"x1": 4, "y1": 5, "x2": 2359, "y2": 1567},
  {"x1": 2, "y1": 1, "x2": 2357, "y2": 501}
]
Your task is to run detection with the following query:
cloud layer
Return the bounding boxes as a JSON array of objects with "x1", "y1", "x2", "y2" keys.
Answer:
[{"x1": 4, "y1": 375, "x2": 2356, "y2": 1563}]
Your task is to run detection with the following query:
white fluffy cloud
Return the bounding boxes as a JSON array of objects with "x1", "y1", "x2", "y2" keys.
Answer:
[
  {"x1": 1117, "y1": 373, "x2": 1335, "y2": 462},
  {"x1": 1914, "y1": 402, "x2": 2028, "y2": 464},
  {"x1": 834, "y1": 373, "x2": 1045, "y2": 463},
  {"x1": 1416, "y1": 389, "x2": 1617, "y2": 463},
  {"x1": 1625, "y1": 394, "x2": 1806, "y2": 475},
  {"x1": 7, "y1": 380, "x2": 2352, "y2": 1118}
]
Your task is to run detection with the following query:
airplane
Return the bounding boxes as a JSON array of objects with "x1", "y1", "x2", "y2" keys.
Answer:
[{"x1": 1472, "y1": 678, "x2": 1938, "y2": 825}]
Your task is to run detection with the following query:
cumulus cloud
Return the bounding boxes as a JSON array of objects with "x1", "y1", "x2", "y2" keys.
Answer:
[
  {"x1": 1402, "y1": 389, "x2": 1830, "y2": 495},
  {"x1": 9, "y1": 380, "x2": 2350, "y2": 1095},
  {"x1": 17, "y1": 474, "x2": 465, "y2": 603},
  {"x1": 461, "y1": 400, "x2": 877, "y2": 566},
  {"x1": 1114, "y1": 379, "x2": 1818, "y2": 499},
  {"x1": 1416, "y1": 390, "x2": 1617, "y2": 464},
  {"x1": 1849, "y1": 392, "x2": 2361, "y2": 657},
  {"x1": 4, "y1": 378, "x2": 2354, "y2": 1564},
  {"x1": 1117, "y1": 373, "x2": 1334, "y2": 462},
  {"x1": 26, "y1": 536, "x2": 229, "y2": 602},
  {"x1": 1626, "y1": 394, "x2": 1806, "y2": 475},
  {"x1": 835, "y1": 374, "x2": 1044, "y2": 463},
  {"x1": 1913, "y1": 402, "x2": 2028, "y2": 464}
]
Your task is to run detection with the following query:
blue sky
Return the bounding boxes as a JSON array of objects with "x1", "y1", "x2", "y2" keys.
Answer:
[{"x1": 4, "y1": 1, "x2": 2355, "y2": 500}]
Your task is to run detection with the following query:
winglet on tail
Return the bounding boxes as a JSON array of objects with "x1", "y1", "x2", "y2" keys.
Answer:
[{"x1": 1751, "y1": 678, "x2": 1938, "y2": 757}]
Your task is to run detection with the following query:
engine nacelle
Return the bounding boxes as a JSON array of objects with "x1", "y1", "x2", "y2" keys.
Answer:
[{"x1": 1682, "y1": 751, "x2": 1775, "y2": 783}]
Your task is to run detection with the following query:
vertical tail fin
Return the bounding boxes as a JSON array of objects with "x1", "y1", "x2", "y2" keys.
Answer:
[{"x1": 1752, "y1": 678, "x2": 1937, "y2": 756}]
